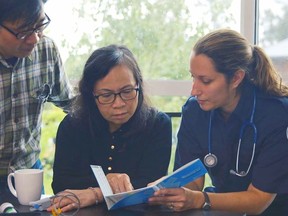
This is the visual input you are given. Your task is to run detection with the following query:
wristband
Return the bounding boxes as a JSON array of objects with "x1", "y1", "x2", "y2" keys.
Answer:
[
  {"x1": 88, "y1": 187, "x2": 99, "y2": 205},
  {"x1": 202, "y1": 191, "x2": 211, "y2": 210}
]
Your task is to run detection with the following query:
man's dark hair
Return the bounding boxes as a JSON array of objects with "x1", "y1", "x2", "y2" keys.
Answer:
[{"x1": 0, "y1": 0, "x2": 44, "y2": 27}]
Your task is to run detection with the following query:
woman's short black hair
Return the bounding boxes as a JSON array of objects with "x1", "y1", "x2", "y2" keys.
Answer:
[{"x1": 72, "y1": 44, "x2": 157, "y2": 137}]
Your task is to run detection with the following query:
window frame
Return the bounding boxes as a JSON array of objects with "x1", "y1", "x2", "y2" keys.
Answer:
[{"x1": 147, "y1": 0, "x2": 258, "y2": 97}]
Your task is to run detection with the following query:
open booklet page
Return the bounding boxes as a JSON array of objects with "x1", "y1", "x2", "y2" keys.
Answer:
[{"x1": 90, "y1": 158, "x2": 207, "y2": 210}]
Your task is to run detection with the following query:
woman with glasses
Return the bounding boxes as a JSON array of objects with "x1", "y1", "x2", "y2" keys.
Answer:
[
  {"x1": 50, "y1": 44, "x2": 172, "y2": 212},
  {"x1": 148, "y1": 29, "x2": 288, "y2": 215}
]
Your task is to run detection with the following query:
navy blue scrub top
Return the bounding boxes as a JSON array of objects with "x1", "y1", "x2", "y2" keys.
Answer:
[{"x1": 175, "y1": 84, "x2": 288, "y2": 214}]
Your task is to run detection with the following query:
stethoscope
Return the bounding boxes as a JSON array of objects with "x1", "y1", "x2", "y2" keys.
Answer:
[{"x1": 204, "y1": 89, "x2": 257, "y2": 177}]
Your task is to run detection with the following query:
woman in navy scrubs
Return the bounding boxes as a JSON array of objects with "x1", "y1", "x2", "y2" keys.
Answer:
[{"x1": 149, "y1": 29, "x2": 288, "y2": 215}]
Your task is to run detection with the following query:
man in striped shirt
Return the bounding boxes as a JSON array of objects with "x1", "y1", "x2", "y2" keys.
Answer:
[{"x1": 0, "y1": 0, "x2": 74, "y2": 190}]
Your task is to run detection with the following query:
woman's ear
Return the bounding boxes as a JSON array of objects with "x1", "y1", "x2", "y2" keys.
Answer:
[{"x1": 231, "y1": 70, "x2": 245, "y2": 88}]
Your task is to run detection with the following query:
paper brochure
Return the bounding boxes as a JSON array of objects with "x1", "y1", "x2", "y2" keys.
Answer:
[{"x1": 90, "y1": 158, "x2": 207, "y2": 210}]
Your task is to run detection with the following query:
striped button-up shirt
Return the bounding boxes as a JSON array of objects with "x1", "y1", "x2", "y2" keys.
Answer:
[{"x1": 0, "y1": 36, "x2": 74, "y2": 175}]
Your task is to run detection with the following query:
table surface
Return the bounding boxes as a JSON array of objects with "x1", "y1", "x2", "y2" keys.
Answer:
[{"x1": 0, "y1": 190, "x2": 245, "y2": 216}]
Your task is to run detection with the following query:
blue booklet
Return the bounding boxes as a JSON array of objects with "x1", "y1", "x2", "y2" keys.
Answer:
[{"x1": 90, "y1": 158, "x2": 207, "y2": 210}]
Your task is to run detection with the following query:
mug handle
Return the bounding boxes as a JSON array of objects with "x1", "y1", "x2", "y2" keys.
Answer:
[{"x1": 7, "y1": 173, "x2": 17, "y2": 197}]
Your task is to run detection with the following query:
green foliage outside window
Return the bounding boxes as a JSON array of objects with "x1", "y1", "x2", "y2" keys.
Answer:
[{"x1": 40, "y1": 105, "x2": 65, "y2": 194}]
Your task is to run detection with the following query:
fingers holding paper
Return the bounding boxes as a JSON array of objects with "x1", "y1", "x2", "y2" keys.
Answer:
[
  {"x1": 106, "y1": 173, "x2": 134, "y2": 193},
  {"x1": 147, "y1": 176, "x2": 166, "y2": 187},
  {"x1": 148, "y1": 187, "x2": 203, "y2": 211}
]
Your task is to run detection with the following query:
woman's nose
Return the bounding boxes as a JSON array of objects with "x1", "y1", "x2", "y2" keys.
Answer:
[
  {"x1": 191, "y1": 81, "x2": 201, "y2": 96},
  {"x1": 112, "y1": 94, "x2": 126, "y2": 107}
]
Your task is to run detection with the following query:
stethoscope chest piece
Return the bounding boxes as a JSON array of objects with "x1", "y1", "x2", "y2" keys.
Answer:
[{"x1": 204, "y1": 153, "x2": 218, "y2": 168}]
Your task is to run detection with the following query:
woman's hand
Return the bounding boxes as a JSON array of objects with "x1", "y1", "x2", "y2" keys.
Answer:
[
  {"x1": 47, "y1": 188, "x2": 103, "y2": 213},
  {"x1": 106, "y1": 173, "x2": 134, "y2": 193},
  {"x1": 147, "y1": 176, "x2": 166, "y2": 187},
  {"x1": 148, "y1": 187, "x2": 204, "y2": 212},
  {"x1": 149, "y1": 184, "x2": 276, "y2": 214}
]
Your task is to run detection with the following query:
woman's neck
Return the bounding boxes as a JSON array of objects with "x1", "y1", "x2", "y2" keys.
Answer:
[
  {"x1": 109, "y1": 124, "x2": 121, "y2": 133},
  {"x1": 220, "y1": 91, "x2": 241, "y2": 121}
]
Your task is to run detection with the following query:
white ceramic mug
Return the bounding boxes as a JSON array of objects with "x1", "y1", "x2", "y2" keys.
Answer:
[{"x1": 7, "y1": 169, "x2": 43, "y2": 205}]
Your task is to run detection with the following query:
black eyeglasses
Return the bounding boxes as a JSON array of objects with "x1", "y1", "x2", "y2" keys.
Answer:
[
  {"x1": 0, "y1": 13, "x2": 51, "y2": 40},
  {"x1": 94, "y1": 87, "x2": 140, "y2": 105}
]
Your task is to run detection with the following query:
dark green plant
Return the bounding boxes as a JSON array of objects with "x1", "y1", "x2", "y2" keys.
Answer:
[{"x1": 40, "y1": 105, "x2": 66, "y2": 195}]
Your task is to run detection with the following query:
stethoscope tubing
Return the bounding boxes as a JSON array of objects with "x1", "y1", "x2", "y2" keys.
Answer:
[{"x1": 206, "y1": 89, "x2": 257, "y2": 177}]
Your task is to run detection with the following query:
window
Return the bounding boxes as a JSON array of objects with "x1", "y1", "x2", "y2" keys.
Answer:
[
  {"x1": 45, "y1": 0, "x2": 241, "y2": 112},
  {"x1": 258, "y1": 0, "x2": 288, "y2": 84}
]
